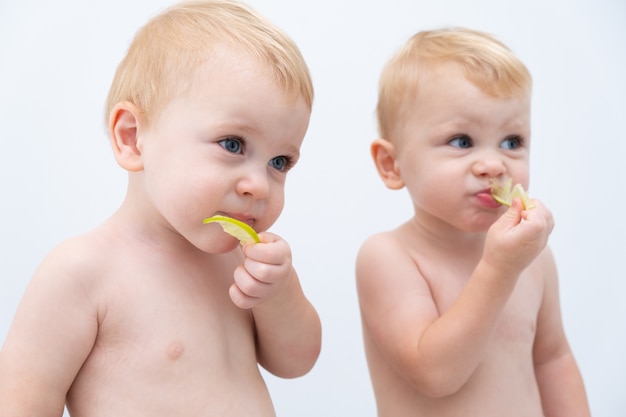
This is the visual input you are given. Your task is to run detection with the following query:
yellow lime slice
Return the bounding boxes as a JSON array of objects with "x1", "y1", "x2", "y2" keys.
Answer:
[
  {"x1": 203, "y1": 215, "x2": 260, "y2": 244},
  {"x1": 490, "y1": 178, "x2": 535, "y2": 210}
]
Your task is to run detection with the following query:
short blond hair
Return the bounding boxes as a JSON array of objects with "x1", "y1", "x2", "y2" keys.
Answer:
[
  {"x1": 376, "y1": 27, "x2": 532, "y2": 139},
  {"x1": 105, "y1": 0, "x2": 313, "y2": 127}
]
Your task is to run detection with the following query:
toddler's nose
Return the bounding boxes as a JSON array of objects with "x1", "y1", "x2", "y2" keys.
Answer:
[
  {"x1": 236, "y1": 167, "x2": 271, "y2": 199},
  {"x1": 472, "y1": 153, "x2": 505, "y2": 178}
]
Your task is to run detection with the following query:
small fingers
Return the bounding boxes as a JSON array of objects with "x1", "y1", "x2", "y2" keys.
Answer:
[
  {"x1": 230, "y1": 268, "x2": 268, "y2": 309},
  {"x1": 243, "y1": 236, "x2": 291, "y2": 266},
  {"x1": 233, "y1": 265, "x2": 270, "y2": 296},
  {"x1": 229, "y1": 283, "x2": 259, "y2": 309},
  {"x1": 242, "y1": 257, "x2": 290, "y2": 285}
]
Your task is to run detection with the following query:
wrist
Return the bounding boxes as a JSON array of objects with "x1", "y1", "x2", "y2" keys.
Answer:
[
  {"x1": 474, "y1": 258, "x2": 522, "y2": 293},
  {"x1": 252, "y1": 267, "x2": 300, "y2": 314}
]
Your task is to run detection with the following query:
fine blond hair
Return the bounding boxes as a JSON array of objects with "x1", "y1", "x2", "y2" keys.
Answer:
[
  {"x1": 376, "y1": 27, "x2": 532, "y2": 139},
  {"x1": 105, "y1": 0, "x2": 313, "y2": 127}
]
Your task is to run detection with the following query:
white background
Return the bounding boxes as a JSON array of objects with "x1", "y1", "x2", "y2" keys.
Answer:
[{"x1": 1, "y1": 0, "x2": 625, "y2": 416}]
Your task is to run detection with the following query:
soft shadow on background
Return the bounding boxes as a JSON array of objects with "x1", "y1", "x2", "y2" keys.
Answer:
[{"x1": 1, "y1": 1, "x2": 625, "y2": 415}]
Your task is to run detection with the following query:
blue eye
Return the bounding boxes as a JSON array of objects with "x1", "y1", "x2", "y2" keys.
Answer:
[
  {"x1": 448, "y1": 135, "x2": 472, "y2": 149},
  {"x1": 269, "y1": 156, "x2": 292, "y2": 172},
  {"x1": 219, "y1": 137, "x2": 243, "y2": 154},
  {"x1": 501, "y1": 136, "x2": 522, "y2": 150}
]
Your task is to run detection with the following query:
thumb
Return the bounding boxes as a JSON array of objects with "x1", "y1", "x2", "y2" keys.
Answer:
[{"x1": 500, "y1": 198, "x2": 524, "y2": 227}]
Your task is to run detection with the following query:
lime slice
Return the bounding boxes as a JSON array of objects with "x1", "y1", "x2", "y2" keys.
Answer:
[
  {"x1": 203, "y1": 215, "x2": 260, "y2": 244},
  {"x1": 490, "y1": 178, "x2": 535, "y2": 210}
]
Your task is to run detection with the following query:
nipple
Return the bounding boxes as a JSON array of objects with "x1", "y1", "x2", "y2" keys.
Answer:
[{"x1": 166, "y1": 341, "x2": 185, "y2": 361}]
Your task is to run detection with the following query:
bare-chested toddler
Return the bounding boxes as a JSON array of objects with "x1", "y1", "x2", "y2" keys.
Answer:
[
  {"x1": 0, "y1": 1, "x2": 321, "y2": 416},
  {"x1": 356, "y1": 27, "x2": 590, "y2": 417}
]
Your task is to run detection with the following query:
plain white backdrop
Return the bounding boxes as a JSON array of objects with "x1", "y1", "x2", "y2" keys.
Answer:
[{"x1": 1, "y1": 0, "x2": 625, "y2": 415}]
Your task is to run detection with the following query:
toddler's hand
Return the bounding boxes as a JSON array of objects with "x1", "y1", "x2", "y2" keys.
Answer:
[
  {"x1": 483, "y1": 198, "x2": 554, "y2": 275},
  {"x1": 229, "y1": 232, "x2": 294, "y2": 309}
]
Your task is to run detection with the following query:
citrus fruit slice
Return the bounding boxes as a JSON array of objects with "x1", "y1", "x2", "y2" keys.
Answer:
[
  {"x1": 490, "y1": 178, "x2": 535, "y2": 210},
  {"x1": 203, "y1": 215, "x2": 260, "y2": 244}
]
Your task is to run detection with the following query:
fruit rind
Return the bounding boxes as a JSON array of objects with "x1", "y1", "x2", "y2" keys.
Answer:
[
  {"x1": 490, "y1": 178, "x2": 535, "y2": 210},
  {"x1": 203, "y1": 215, "x2": 260, "y2": 244}
]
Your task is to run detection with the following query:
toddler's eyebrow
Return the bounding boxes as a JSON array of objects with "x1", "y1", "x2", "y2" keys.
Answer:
[{"x1": 286, "y1": 146, "x2": 300, "y2": 160}]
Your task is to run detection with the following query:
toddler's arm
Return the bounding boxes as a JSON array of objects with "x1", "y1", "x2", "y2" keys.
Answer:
[
  {"x1": 357, "y1": 199, "x2": 554, "y2": 397},
  {"x1": 230, "y1": 232, "x2": 321, "y2": 378},
  {"x1": 0, "y1": 240, "x2": 98, "y2": 417},
  {"x1": 532, "y1": 248, "x2": 590, "y2": 417}
]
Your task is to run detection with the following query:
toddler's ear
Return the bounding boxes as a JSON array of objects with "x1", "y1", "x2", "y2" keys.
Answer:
[
  {"x1": 371, "y1": 138, "x2": 404, "y2": 190},
  {"x1": 109, "y1": 101, "x2": 144, "y2": 172}
]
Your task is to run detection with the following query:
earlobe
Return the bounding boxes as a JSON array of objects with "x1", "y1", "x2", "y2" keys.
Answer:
[
  {"x1": 109, "y1": 101, "x2": 144, "y2": 172},
  {"x1": 371, "y1": 138, "x2": 404, "y2": 190}
]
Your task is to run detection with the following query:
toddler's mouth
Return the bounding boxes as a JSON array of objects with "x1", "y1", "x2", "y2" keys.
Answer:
[
  {"x1": 203, "y1": 215, "x2": 260, "y2": 244},
  {"x1": 221, "y1": 212, "x2": 256, "y2": 228},
  {"x1": 489, "y1": 178, "x2": 535, "y2": 209},
  {"x1": 476, "y1": 189, "x2": 502, "y2": 208}
]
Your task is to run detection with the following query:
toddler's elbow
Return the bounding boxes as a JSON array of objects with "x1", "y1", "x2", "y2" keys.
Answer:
[
  {"x1": 282, "y1": 353, "x2": 320, "y2": 379},
  {"x1": 406, "y1": 368, "x2": 467, "y2": 399},
  {"x1": 262, "y1": 343, "x2": 321, "y2": 379}
]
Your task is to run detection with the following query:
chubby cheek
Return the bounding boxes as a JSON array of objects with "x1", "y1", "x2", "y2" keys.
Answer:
[
  {"x1": 507, "y1": 158, "x2": 531, "y2": 186},
  {"x1": 160, "y1": 173, "x2": 228, "y2": 226},
  {"x1": 414, "y1": 184, "x2": 456, "y2": 214},
  {"x1": 410, "y1": 173, "x2": 468, "y2": 221},
  {"x1": 519, "y1": 172, "x2": 531, "y2": 190},
  {"x1": 259, "y1": 192, "x2": 285, "y2": 232}
]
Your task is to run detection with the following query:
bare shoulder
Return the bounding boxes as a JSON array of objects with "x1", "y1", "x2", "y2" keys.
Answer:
[
  {"x1": 19, "y1": 227, "x2": 125, "y2": 325},
  {"x1": 356, "y1": 228, "x2": 412, "y2": 267},
  {"x1": 356, "y1": 230, "x2": 409, "y2": 287},
  {"x1": 0, "y1": 230, "x2": 113, "y2": 413},
  {"x1": 356, "y1": 227, "x2": 436, "y2": 318},
  {"x1": 44, "y1": 231, "x2": 108, "y2": 264},
  {"x1": 34, "y1": 229, "x2": 113, "y2": 288}
]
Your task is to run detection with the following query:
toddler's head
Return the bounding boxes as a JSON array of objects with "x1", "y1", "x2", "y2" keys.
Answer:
[
  {"x1": 376, "y1": 27, "x2": 531, "y2": 141},
  {"x1": 105, "y1": 0, "x2": 313, "y2": 129}
]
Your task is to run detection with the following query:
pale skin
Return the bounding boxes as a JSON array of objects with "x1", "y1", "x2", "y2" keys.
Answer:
[
  {"x1": 357, "y1": 62, "x2": 590, "y2": 417},
  {"x1": 0, "y1": 46, "x2": 321, "y2": 417}
]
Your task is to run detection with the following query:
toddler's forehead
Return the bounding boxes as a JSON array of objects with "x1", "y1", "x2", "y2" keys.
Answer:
[
  {"x1": 191, "y1": 48, "x2": 295, "y2": 96},
  {"x1": 413, "y1": 66, "x2": 529, "y2": 107},
  {"x1": 420, "y1": 58, "x2": 531, "y2": 98},
  {"x1": 146, "y1": 47, "x2": 267, "y2": 115},
  {"x1": 200, "y1": 43, "x2": 310, "y2": 104}
]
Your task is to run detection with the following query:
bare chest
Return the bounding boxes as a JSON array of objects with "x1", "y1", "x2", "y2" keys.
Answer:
[
  {"x1": 66, "y1": 252, "x2": 272, "y2": 416},
  {"x1": 421, "y1": 258, "x2": 543, "y2": 350}
]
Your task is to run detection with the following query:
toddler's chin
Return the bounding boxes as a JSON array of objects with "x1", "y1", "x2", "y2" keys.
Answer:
[{"x1": 200, "y1": 237, "x2": 241, "y2": 255}]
